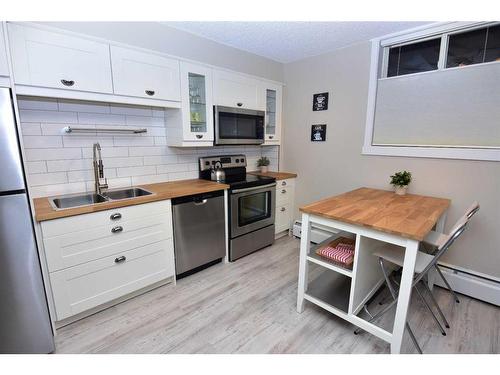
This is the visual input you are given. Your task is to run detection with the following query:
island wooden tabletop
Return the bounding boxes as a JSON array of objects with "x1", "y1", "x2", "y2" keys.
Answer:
[{"x1": 300, "y1": 187, "x2": 451, "y2": 241}]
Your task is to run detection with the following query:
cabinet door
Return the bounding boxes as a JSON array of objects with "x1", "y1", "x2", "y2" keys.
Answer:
[
  {"x1": 180, "y1": 62, "x2": 214, "y2": 142},
  {"x1": 8, "y1": 23, "x2": 113, "y2": 93},
  {"x1": 263, "y1": 82, "x2": 282, "y2": 144},
  {"x1": 0, "y1": 26, "x2": 9, "y2": 77},
  {"x1": 111, "y1": 46, "x2": 181, "y2": 101},
  {"x1": 213, "y1": 70, "x2": 263, "y2": 110}
]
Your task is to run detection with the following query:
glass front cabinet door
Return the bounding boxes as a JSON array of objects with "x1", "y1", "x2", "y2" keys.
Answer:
[
  {"x1": 180, "y1": 62, "x2": 214, "y2": 143},
  {"x1": 263, "y1": 82, "x2": 282, "y2": 144}
]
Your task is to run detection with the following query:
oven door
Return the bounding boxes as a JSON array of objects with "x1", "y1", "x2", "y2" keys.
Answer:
[
  {"x1": 214, "y1": 106, "x2": 265, "y2": 145},
  {"x1": 230, "y1": 183, "x2": 276, "y2": 238}
]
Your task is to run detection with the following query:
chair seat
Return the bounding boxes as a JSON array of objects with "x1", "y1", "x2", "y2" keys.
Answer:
[
  {"x1": 423, "y1": 230, "x2": 448, "y2": 248},
  {"x1": 373, "y1": 244, "x2": 435, "y2": 274}
]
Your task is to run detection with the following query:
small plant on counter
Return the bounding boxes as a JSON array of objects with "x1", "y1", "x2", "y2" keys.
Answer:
[
  {"x1": 257, "y1": 156, "x2": 270, "y2": 173},
  {"x1": 390, "y1": 170, "x2": 412, "y2": 196}
]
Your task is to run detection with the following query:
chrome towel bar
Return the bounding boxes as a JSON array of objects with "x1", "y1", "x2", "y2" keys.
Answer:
[{"x1": 63, "y1": 126, "x2": 147, "y2": 134}]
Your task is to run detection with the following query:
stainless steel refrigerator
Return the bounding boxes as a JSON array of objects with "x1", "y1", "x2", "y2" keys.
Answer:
[{"x1": 0, "y1": 87, "x2": 55, "y2": 353}]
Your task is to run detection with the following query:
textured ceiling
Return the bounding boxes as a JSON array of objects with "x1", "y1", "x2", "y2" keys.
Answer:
[{"x1": 164, "y1": 22, "x2": 430, "y2": 63}]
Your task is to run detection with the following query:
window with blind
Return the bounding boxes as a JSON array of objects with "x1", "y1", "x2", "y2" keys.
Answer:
[{"x1": 364, "y1": 22, "x2": 500, "y2": 161}]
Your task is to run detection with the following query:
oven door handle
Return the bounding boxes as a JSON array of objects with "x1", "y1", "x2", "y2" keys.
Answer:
[{"x1": 231, "y1": 183, "x2": 276, "y2": 194}]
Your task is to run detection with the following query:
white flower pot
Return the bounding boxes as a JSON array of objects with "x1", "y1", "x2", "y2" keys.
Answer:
[
  {"x1": 260, "y1": 166, "x2": 269, "y2": 173},
  {"x1": 394, "y1": 185, "x2": 408, "y2": 196}
]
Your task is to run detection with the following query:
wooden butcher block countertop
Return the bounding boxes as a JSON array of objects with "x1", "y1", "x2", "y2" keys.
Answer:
[
  {"x1": 33, "y1": 179, "x2": 229, "y2": 222},
  {"x1": 248, "y1": 171, "x2": 297, "y2": 180},
  {"x1": 300, "y1": 187, "x2": 450, "y2": 241}
]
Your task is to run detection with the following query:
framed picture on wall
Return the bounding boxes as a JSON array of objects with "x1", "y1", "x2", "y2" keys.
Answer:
[
  {"x1": 311, "y1": 124, "x2": 327, "y2": 142},
  {"x1": 312, "y1": 92, "x2": 329, "y2": 111}
]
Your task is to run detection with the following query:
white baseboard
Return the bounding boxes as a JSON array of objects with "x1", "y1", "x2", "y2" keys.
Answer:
[{"x1": 435, "y1": 265, "x2": 500, "y2": 306}]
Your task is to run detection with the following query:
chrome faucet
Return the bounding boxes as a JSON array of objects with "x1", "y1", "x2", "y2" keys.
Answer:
[{"x1": 93, "y1": 143, "x2": 108, "y2": 195}]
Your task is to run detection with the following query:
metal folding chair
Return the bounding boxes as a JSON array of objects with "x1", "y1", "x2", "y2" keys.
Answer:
[{"x1": 354, "y1": 218, "x2": 469, "y2": 353}]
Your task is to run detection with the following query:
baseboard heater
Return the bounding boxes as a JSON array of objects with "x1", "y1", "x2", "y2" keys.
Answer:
[
  {"x1": 435, "y1": 264, "x2": 500, "y2": 306},
  {"x1": 293, "y1": 219, "x2": 499, "y2": 306},
  {"x1": 292, "y1": 219, "x2": 341, "y2": 244}
]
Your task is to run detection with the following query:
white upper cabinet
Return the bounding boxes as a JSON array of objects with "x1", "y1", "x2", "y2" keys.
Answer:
[
  {"x1": 262, "y1": 81, "x2": 283, "y2": 144},
  {"x1": 7, "y1": 23, "x2": 113, "y2": 93},
  {"x1": 110, "y1": 46, "x2": 181, "y2": 102},
  {"x1": 213, "y1": 70, "x2": 264, "y2": 110},
  {"x1": 0, "y1": 26, "x2": 9, "y2": 77}
]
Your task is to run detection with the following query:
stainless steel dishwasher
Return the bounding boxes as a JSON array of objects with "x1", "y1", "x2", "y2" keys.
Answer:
[{"x1": 172, "y1": 190, "x2": 226, "y2": 278}]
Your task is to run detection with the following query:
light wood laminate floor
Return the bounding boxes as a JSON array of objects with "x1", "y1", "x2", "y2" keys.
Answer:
[{"x1": 54, "y1": 236, "x2": 499, "y2": 354}]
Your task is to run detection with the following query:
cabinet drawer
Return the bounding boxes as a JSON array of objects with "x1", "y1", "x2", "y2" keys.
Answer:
[
  {"x1": 50, "y1": 238, "x2": 174, "y2": 320},
  {"x1": 8, "y1": 23, "x2": 113, "y2": 93},
  {"x1": 276, "y1": 185, "x2": 294, "y2": 205},
  {"x1": 41, "y1": 200, "x2": 171, "y2": 237},
  {"x1": 111, "y1": 46, "x2": 181, "y2": 101},
  {"x1": 276, "y1": 178, "x2": 295, "y2": 189},
  {"x1": 44, "y1": 213, "x2": 172, "y2": 271},
  {"x1": 276, "y1": 203, "x2": 292, "y2": 233}
]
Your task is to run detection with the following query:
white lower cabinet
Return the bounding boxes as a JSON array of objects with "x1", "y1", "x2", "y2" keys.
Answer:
[
  {"x1": 41, "y1": 200, "x2": 175, "y2": 321},
  {"x1": 275, "y1": 178, "x2": 295, "y2": 234}
]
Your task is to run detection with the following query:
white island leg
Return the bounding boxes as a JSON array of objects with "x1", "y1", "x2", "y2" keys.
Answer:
[
  {"x1": 391, "y1": 239, "x2": 419, "y2": 354},
  {"x1": 297, "y1": 213, "x2": 311, "y2": 313}
]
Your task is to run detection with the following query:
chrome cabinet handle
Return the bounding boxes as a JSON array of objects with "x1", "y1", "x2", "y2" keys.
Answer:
[
  {"x1": 61, "y1": 79, "x2": 75, "y2": 87},
  {"x1": 114, "y1": 255, "x2": 126, "y2": 263},
  {"x1": 237, "y1": 102, "x2": 243, "y2": 107},
  {"x1": 196, "y1": 134, "x2": 203, "y2": 139},
  {"x1": 145, "y1": 90, "x2": 155, "y2": 96},
  {"x1": 280, "y1": 207, "x2": 286, "y2": 212},
  {"x1": 269, "y1": 135, "x2": 274, "y2": 139},
  {"x1": 111, "y1": 225, "x2": 123, "y2": 233},
  {"x1": 110, "y1": 213, "x2": 122, "y2": 220},
  {"x1": 281, "y1": 181, "x2": 287, "y2": 186},
  {"x1": 281, "y1": 189, "x2": 286, "y2": 193}
]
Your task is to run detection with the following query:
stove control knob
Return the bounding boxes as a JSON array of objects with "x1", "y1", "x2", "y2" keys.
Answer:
[
  {"x1": 205, "y1": 161, "x2": 210, "y2": 166},
  {"x1": 235, "y1": 158, "x2": 239, "y2": 163},
  {"x1": 241, "y1": 158, "x2": 245, "y2": 163}
]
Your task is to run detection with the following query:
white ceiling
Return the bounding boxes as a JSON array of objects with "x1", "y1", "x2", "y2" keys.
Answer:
[{"x1": 164, "y1": 22, "x2": 430, "y2": 63}]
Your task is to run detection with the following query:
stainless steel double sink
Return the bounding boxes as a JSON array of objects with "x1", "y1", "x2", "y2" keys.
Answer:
[{"x1": 49, "y1": 187, "x2": 154, "y2": 210}]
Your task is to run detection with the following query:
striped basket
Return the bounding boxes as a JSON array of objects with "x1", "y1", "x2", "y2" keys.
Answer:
[{"x1": 315, "y1": 236, "x2": 356, "y2": 266}]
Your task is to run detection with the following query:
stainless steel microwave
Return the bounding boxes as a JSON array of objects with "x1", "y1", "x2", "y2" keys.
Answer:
[{"x1": 214, "y1": 106, "x2": 265, "y2": 145}]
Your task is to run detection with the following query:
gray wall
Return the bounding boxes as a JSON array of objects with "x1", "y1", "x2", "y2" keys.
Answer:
[
  {"x1": 282, "y1": 41, "x2": 500, "y2": 278},
  {"x1": 35, "y1": 22, "x2": 284, "y2": 82}
]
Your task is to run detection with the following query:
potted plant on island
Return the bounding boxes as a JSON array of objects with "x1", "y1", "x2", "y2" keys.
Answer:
[
  {"x1": 257, "y1": 156, "x2": 270, "y2": 173},
  {"x1": 390, "y1": 170, "x2": 412, "y2": 196}
]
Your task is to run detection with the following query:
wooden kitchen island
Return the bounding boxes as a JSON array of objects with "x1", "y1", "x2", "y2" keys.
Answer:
[{"x1": 296, "y1": 187, "x2": 450, "y2": 354}]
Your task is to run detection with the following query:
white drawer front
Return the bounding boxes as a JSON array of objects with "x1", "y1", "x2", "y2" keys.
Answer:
[
  {"x1": 44, "y1": 213, "x2": 172, "y2": 271},
  {"x1": 276, "y1": 203, "x2": 292, "y2": 233},
  {"x1": 276, "y1": 178, "x2": 295, "y2": 189},
  {"x1": 276, "y1": 185, "x2": 294, "y2": 206},
  {"x1": 41, "y1": 200, "x2": 171, "y2": 237},
  {"x1": 50, "y1": 238, "x2": 174, "y2": 320},
  {"x1": 8, "y1": 23, "x2": 113, "y2": 93}
]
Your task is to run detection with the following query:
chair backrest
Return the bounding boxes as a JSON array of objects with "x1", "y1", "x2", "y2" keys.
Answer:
[{"x1": 415, "y1": 217, "x2": 468, "y2": 284}]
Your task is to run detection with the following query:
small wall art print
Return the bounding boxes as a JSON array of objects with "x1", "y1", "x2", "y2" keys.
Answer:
[
  {"x1": 311, "y1": 124, "x2": 327, "y2": 142},
  {"x1": 312, "y1": 92, "x2": 329, "y2": 111}
]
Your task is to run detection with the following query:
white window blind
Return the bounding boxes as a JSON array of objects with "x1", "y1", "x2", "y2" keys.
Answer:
[{"x1": 372, "y1": 62, "x2": 500, "y2": 148}]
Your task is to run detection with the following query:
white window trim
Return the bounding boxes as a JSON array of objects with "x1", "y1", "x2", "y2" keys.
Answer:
[{"x1": 363, "y1": 21, "x2": 500, "y2": 162}]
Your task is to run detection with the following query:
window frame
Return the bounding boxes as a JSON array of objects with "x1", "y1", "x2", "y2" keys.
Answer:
[{"x1": 363, "y1": 21, "x2": 500, "y2": 162}]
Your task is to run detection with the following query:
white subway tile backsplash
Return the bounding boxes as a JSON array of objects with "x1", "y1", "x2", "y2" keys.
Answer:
[
  {"x1": 47, "y1": 159, "x2": 92, "y2": 172},
  {"x1": 58, "y1": 100, "x2": 110, "y2": 114},
  {"x1": 116, "y1": 166, "x2": 156, "y2": 178},
  {"x1": 20, "y1": 109, "x2": 78, "y2": 124},
  {"x1": 143, "y1": 155, "x2": 178, "y2": 166},
  {"x1": 29, "y1": 172, "x2": 67, "y2": 186},
  {"x1": 21, "y1": 123, "x2": 42, "y2": 136},
  {"x1": 25, "y1": 148, "x2": 82, "y2": 161},
  {"x1": 23, "y1": 135, "x2": 62, "y2": 149},
  {"x1": 18, "y1": 98, "x2": 279, "y2": 197},
  {"x1": 25, "y1": 161, "x2": 47, "y2": 174},
  {"x1": 77, "y1": 112, "x2": 126, "y2": 125}
]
